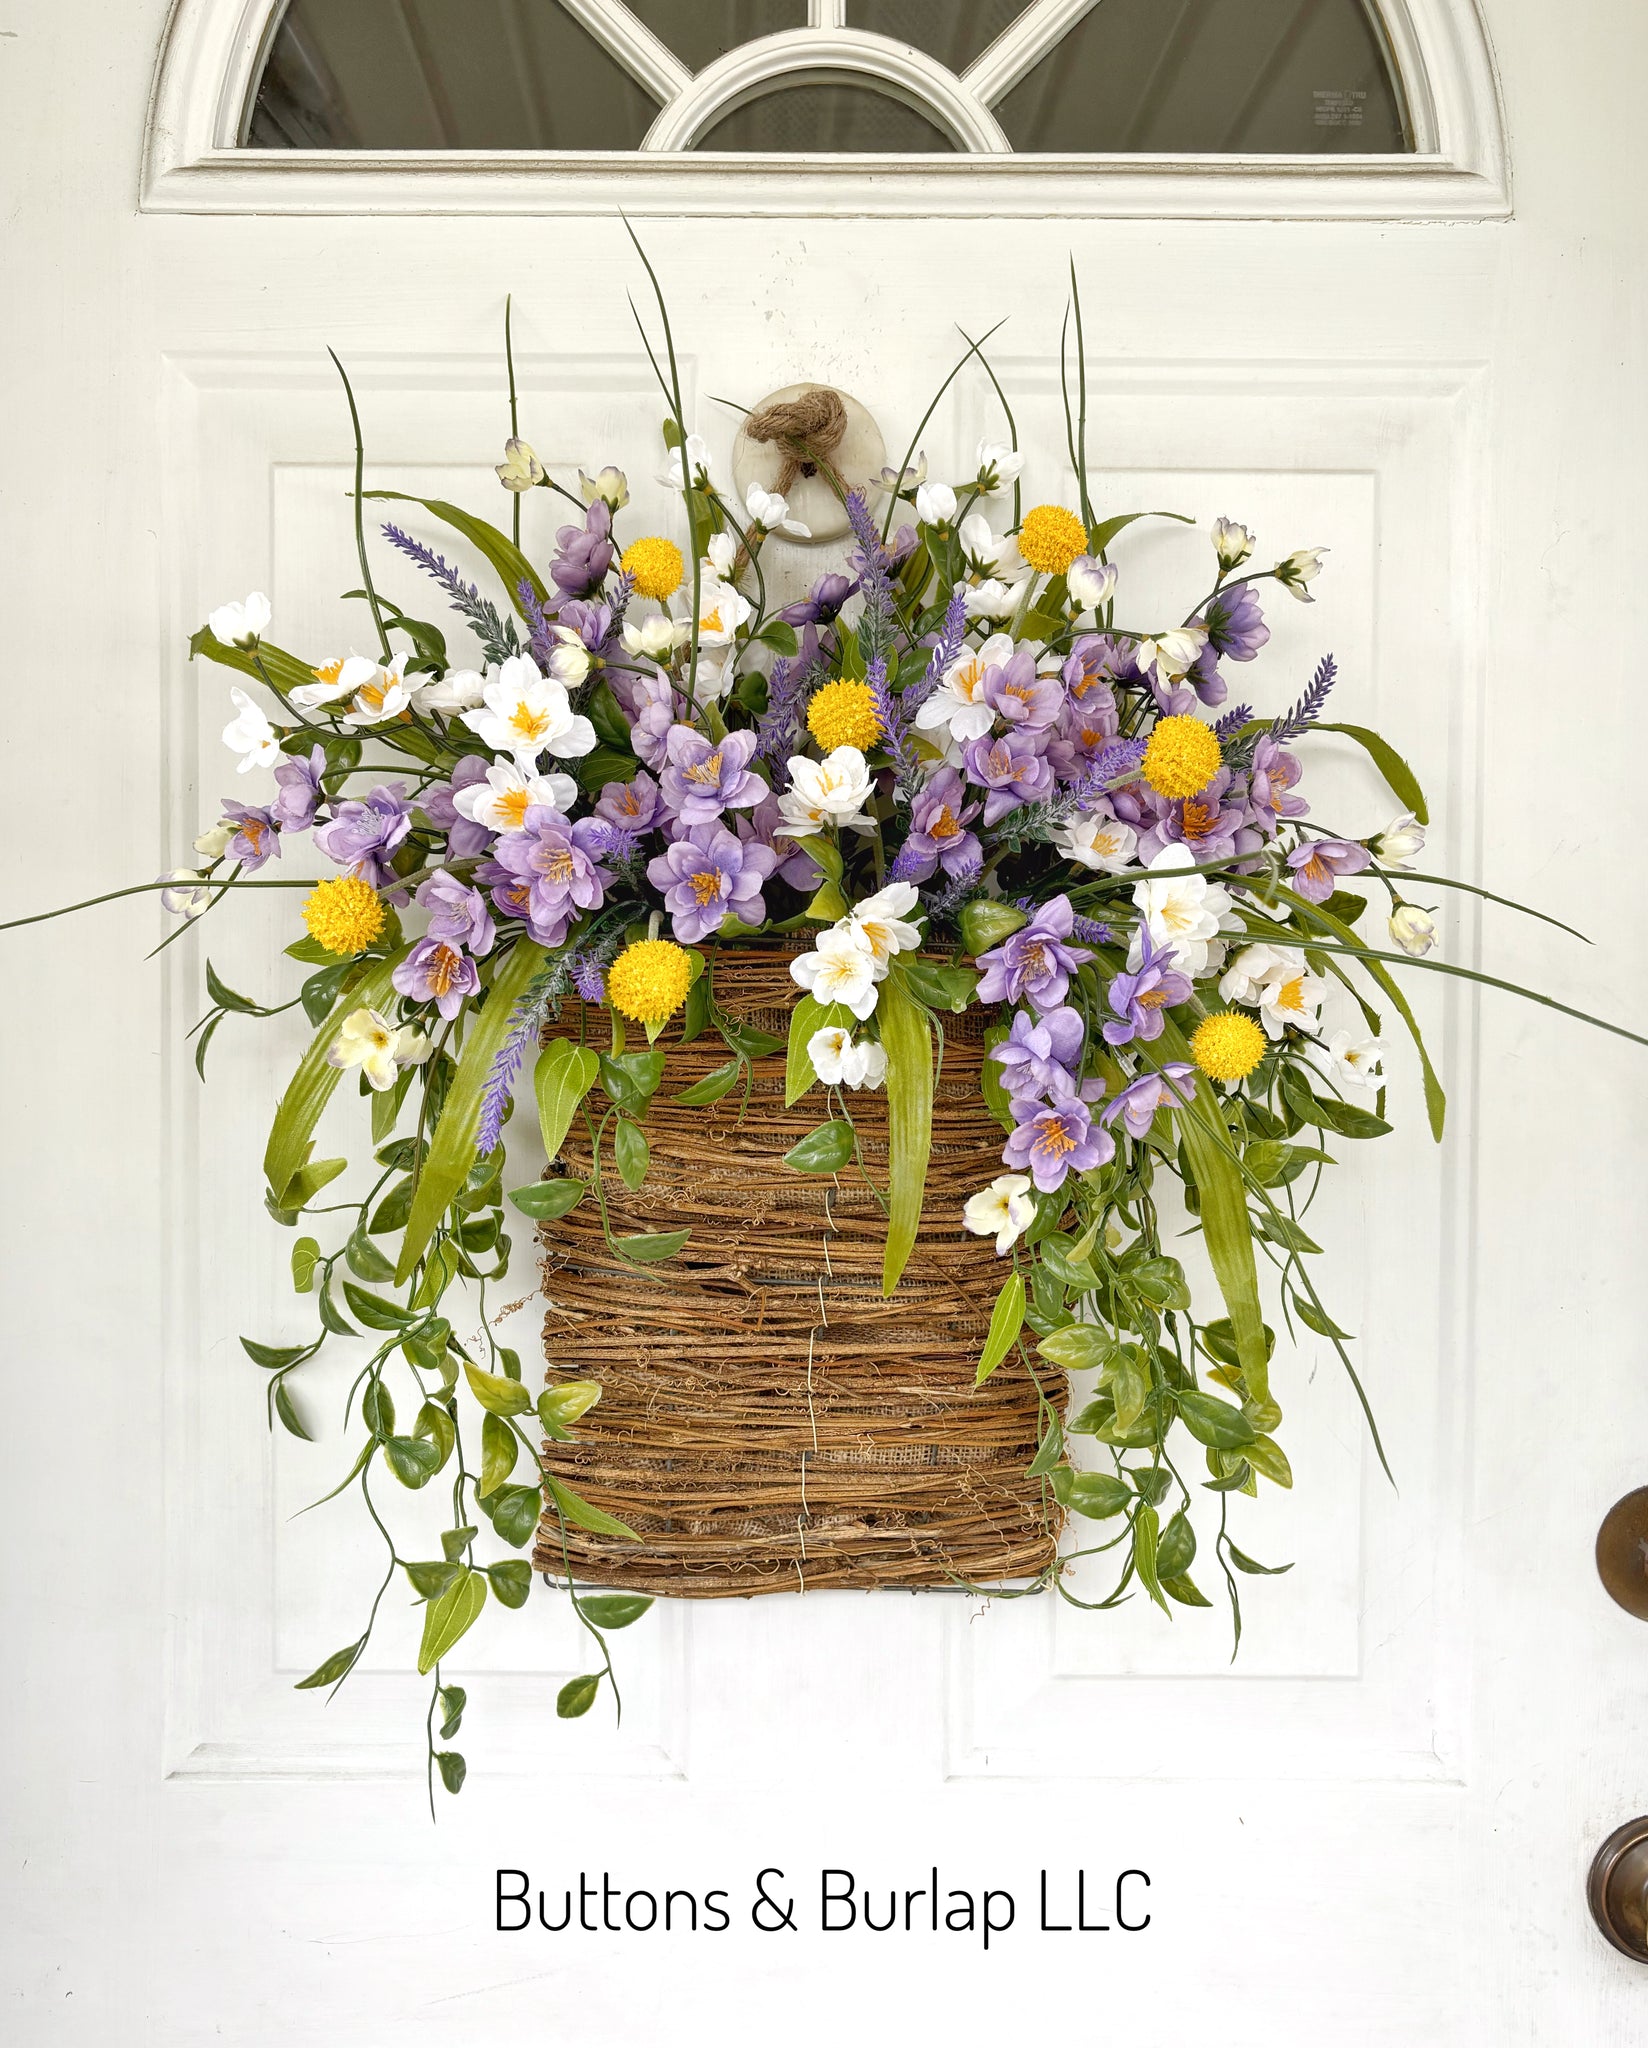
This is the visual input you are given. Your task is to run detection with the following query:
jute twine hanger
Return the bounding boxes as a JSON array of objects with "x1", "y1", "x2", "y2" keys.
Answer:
[{"x1": 743, "y1": 386, "x2": 851, "y2": 498}]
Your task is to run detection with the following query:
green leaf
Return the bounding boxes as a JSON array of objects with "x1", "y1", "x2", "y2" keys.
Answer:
[
  {"x1": 671, "y1": 1057, "x2": 743, "y2": 1107},
  {"x1": 479, "y1": 1410, "x2": 519, "y2": 1497},
  {"x1": 436, "y1": 1682, "x2": 467, "y2": 1736},
  {"x1": 783, "y1": 1120, "x2": 855, "y2": 1174},
  {"x1": 1243, "y1": 1140, "x2": 1334, "y2": 1187},
  {"x1": 362, "y1": 1378, "x2": 396, "y2": 1438},
  {"x1": 613, "y1": 1118, "x2": 651, "y2": 1190},
  {"x1": 898, "y1": 960, "x2": 979, "y2": 1014},
  {"x1": 290, "y1": 1237, "x2": 321, "y2": 1294},
  {"x1": 1128, "y1": 1255, "x2": 1191, "y2": 1311},
  {"x1": 959, "y1": 900, "x2": 1027, "y2": 957},
  {"x1": 205, "y1": 959, "x2": 259, "y2": 1014},
  {"x1": 416, "y1": 1568, "x2": 488, "y2": 1675},
  {"x1": 293, "y1": 1638, "x2": 365, "y2": 1691},
  {"x1": 1155, "y1": 1510, "x2": 1197, "y2": 1578},
  {"x1": 1292, "y1": 1292, "x2": 1353, "y2": 1341},
  {"x1": 1244, "y1": 1433, "x2": 1294, "y2": 1489},
  {"x1": 363, "y1": 489, "x2": 548, "y2": 615},
  {"x1": 414, "y1": 1399, "x2": 456, "y2": 1470},
  {"x1": 539, "y1": 1380, "x2": 602, "y2": 1431},
  {"x1": 383, "y1": 1434, "x2": 442, "y2": 1488},
  {"x1": 975, "y1": 1270, "x2": 1026, "y2": 1385},
  {"x1": 274, "y1": 1156, "x2": 349, "y2": 1218},
  {"x1": 1175, "y1": 1389, "x2": 1257, "y2": 1450},
  {"x1": 979, "y1": 1024, "x2": 1015, "y2": 1132},
  {"x1": 1227, "y1": 1541, "x2": 1294, "y2": 1576},
  {"x1": 342, "y1": 1282, "x2": 413, "y2": 1330},
  {"x1": 370, "y1": 1176, "x2": 414, "y2": 1235},
  {"x1": 404, "y1": 1559, "x2": 461, "y2": 1598},
  {"x1": 1315, "y1": 721, "x2": 1429, "y2": 825},
  {"x1": 576, "y1": 1593, "x2": 653, "y2": 1630},
  {"x1": 785, "y1": 996, "x2": 853, "y2": 1106},
  {"x1": 464, "y1": 1361, "x2": 533, "y2": 1417},
  {"x1": 485, "y1": 1482, "x2": 543, "y2": 1547},
  {"x1": 435, "y1": 1750, "x2": 467, "y2": 1794},
  {"x1": 544, "y1": 1476, "x2": 638, "y2": 1540},
  {"x1": 300, "y1": 960, "x2": 357, "y2": 1027},
  {"x1": 344, "y1": 1228, "x2": 396, "y2": 1283},
  {"x1": 1162, "y1": 1572, "x2": 1213, "y2": 1608},
  {"x1": 1132, "y1": 1503, "x2": 1170, "y2": 1615},
  {"x1": 1168, "y1": 1061, "x2": 1271, "y2": 1403},
  {"x1": 508, "y1": 1177, "x2": 587, "y2": 1221},
  {"x1": 535, "y1": 1041, "x2": 600, "y2": 1159},
  {"x1": 879, "y1": 959, "x2": 933, "y2": 1296},
  {"x1": 317, "y1": 1276, "x2": 356, "y2": 1336},
  {"x1": 598, "y1": 1049, "x2": 666, "y2": 1116},
  {"x1": 1088, "y1": 508, "x2": 1195, "y2": 555},
  {"x1": 274, "y1": 1381, "x2": 313, "y2": 1440},
  {"x1": 1026, "y1": 1418, "x2": 1065, "y2": 1479},
  {"x1": 1037, "y1": 1324, "x2": 1118, "y2": 1372},
  {"x1": 1107, "y1": 1350, "x2": 1152, "y2": 1433},
  {"x1": 264, "y1": 953, "x2": 404, "y2": 1206},
  {"x1": 487, "y1": 1559, "x2": 533, "y2": 1609},
  {"x1": 715, "y1": 1017, "x2": 785, "y2": 1061},
  {"x1": 241, "y1": 1337, "x2": 308, "y2": 1371},
  {"x1": 397, "y1": 941, "x2": 549, "y2": 1283},
  {"x1": 1049, "y1": 1468, "x2": 1132, "y2": 1519},
  {"x1": 615, "y1": 1228, "x2": 690, "y2": 1264},
  {"x1": 557, "y1": 1673, "x2": 602, "y2": 1719}
]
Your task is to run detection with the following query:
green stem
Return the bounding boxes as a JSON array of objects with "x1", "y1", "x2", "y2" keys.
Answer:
[{"x1": 328, "y1": 349, "x2": 392, "y2": 661}]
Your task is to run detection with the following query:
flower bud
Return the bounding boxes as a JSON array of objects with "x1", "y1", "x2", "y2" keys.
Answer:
[
  {"x1": 193, "y1": 819, "x2": 236, "y2": 859},
  {"x1": 1067, "y1": 555, "x2": 1118, "y2": 610},
  {"x1": 496, "y1": 437, "x2": 545, "y2": 492},
  {"x1": 1372, "y1": 813, "x2": 1426, "y2": 868},
  {"x1": 1388, "y1": 903, "x2": 1437, "y2": 955},
  {"x1": 1212, "y1": 517, "x2": 1254, "y2": 572},
  {"x1": 1275, "y1": 548, "x2": 1326, "y2": 602}
]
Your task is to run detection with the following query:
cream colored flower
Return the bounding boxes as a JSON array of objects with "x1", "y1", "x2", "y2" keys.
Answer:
[
  {"x1": 496, "y1": 437, "x2": 545, "y2": 492},
  {"x1": 774, "y1": 747, "x2": 877, "y2": 837},
  {"x1": 962, "y1": 1174, "x2": 1036, "y2": 1255},
  {"x1": 326, "y1": 1008, "x2": 431, "y2": 1091},
  {"x1": 789, "y1": 926, "x2": 881, "y2": 1020},
  {"x1": 208, "y1": 591, "x2": 270, "y2": 649}
]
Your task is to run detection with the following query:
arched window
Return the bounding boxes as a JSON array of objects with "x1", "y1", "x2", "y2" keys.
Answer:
[{"x1": 247, "y1": 0, "x2": 1415, "y2": 155}]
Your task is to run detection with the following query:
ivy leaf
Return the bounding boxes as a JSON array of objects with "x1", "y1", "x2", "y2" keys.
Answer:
[
  {"x1": 1227, "y1": 1541, "x2": 1294, "y2": 1576},
  {"x1": 343, "y1": 1282, "x2": 413, "y2": 1330},
  {"x1": 383, "y1": 1435, "x2": 442, "y2": 1488},
  {"x1": 575, "y1": 1593, "x2": 653, "y2": 1630},
  {"x1": 539, "y1": 1381, "x2": 602, "y2": 1432},
  {"x1": 615, "y1": 1229, "x2": 690, "y2": 1264},
  {"x1": 1175, "y1": 1389, "x2": 1257, "y2": 1450},
  {"x1": 205, "y1": 959, "x2": 260, "y2": 1014},
  {"x1": 464, "y1": 1362, "x2": 533, "y2": 1417},
  {"x1": 487, "y1": 1559, "x2": 533, "y2": 1609},
  {"x1": 556, "y1": 1674, "x2": 602, "y2": 1720},
  {"x1": 241, "y1": 1337, "x2": 308, "y2": 1371},
  {"x1": 437, "y1": 1683, "x2": 467, "y2": 1737},
  {"x1": 274, "y1": 1381, "x2": 313, "y2": 1441},
  {"x1": 416, "y1": 1568, "x2": 488, "y2": 1675},
  {"x1": 507, "y1": 1177, "x2": 586, "y2": 1221},
  {"x1": 293, "y1": 1638, "x2": 366, "y2": 1691},
  {"x1": 369, "y1": 1176, "x2": 415, "y2": 1235},
  {"x1": 1132, "y1": 1503, "x2": 1171, "y2": 1615},
  {"x1": 485, "y1": 1482, "x2": 544, "y2": 1548},
  {"x1": 544, "y1": 1476, "x2": 638, "y2": 1540},
  {"x1": 1036, "y1": 1324, "x2": 1119, "y2": 1373},
  {"x1": 478, "y1": 1410, "x2": 519, "y2": 1498},
  {"x1": 613, "y1": 1118, "x2": 651, "y2": 1190},
  {"x1": 534, "y1": 1040, "x2": 600, "y2": 1159},
  {"x1": 344, "y1": 1227, "x2": 396, "y2": 1283},
  {"x1": 404, "y1": 1559, "x2": 461, "y2": 1599},
  {"x1": 975, "y1": 1271, "x2": 1025, "y2": 1385},
  {"x1": 1155, "y1": 1510, "x2": 1197, "y2": 1578},
  {"x1": 435, "y1": 1750, "x2": 467, "y2": 1795},
  {"x1": 671, "y1": 1057, "x2": 743, "y2": 1107},
  {"x1": 897, "y1": 960, "x2": 979, "y2": 1014},
  {"x1": 290, "y1": 1237, "x2": 321, "y2": 1294},
  {"x1": 598, "y1": 1049, "x2": 666, "y2": 1115},
  {"x1": 1049, "y1": 1469, "x2": 1132, "y2": 1519},
  {"x1": 783, "y1": 1120, "x2": 855, "y2": 1174}
]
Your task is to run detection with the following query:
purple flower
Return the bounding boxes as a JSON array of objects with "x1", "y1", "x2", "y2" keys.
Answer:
[
  {"x1": 1184, "y1": 642, "x2": 1230, "y2": 708},
  {"x1": 556, "y1": 597, "x2": 619, "y2": 661},
  {"x1": 1201, "y1": 582, "x2": 1270, "y2": 662},
  {"x1": 961, "y1": 730, "x2": 1055, "y2": 826},
  {"x1": 488, "y1": 807, "x2": 611, "y2": 945},
  {"x1": 981, "y1": 647, "x2": 1063, "y2": 733},
  {"x1": 645, "y1": 822, "x2": 777, "y2": 943},
  {"x1": 221, "y1": 801, "x2": 281, "y2": 874},
  {"x1": 595, "y1": 770, "x2": 663, "y2": 834},
  {"x1": 1246, "y1": 735, "x2": 1309, "y2": 833},
  {"x1": 1137, "y1": 767, "x2": 1253, "y2": 866},
  {"x1": 892, "y1": 768, "x2": 983, "y2": 883},
  {"x1": 629, "y1": 670, "x2": 679, "y2": 772},
  {"x1": 659, "y1": 725, "x2": 766, "y2": 825},
  {"x1": 416, "y1": 870, "x2": 495, "y2": 958},
  {"x1": 271, "y1": 746, "x2": 326, "y2": 831},
  {"x1": 421, "y1": 755, "x2": 494, "y2": 859},
  {"x1": 392, "y1": 934, "x2": 479, "y2": 1022},
  {"x1": 1064, "y1": 634, "x2": 1141, "y2": 697},
  {"x1": 1002, "y1": 1090, "x2": 1115, "y2": 1193},
  {"x1": 989, "y1": 1005, "x2": 1086, "y2": 1100},
  {"x1": 1287, "y1": 836, "x2": 1371, "y2": 903},
  {"x1": 974, "y1": 897, "x2": 1094, "y2": 1010},
  {"x1": 313, "y1": 783, "x2": 413, "y2": 889},
  {"x1": 1101, "y1": 1063, "x2": 1196, "y2": 1139},
  {"x1": 1047, "y1": 691, "x2": 1121, "y2": 781},
  {"x1": 549, "y1": 499, "x2": 614, "y2": 598},
  {"x1": 1102, "y1": 928, "x2": 1194, "y2": 1046},
  {"x1": 779, "y1": 572, "x2": 855, "y2": 628},
  {"x1": 737, "y1": 791, "x2": 822, "y2": 893}
]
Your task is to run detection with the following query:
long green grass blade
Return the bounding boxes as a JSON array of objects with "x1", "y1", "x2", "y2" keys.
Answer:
[
  {"x1": 264, "y1": 952, "x2": 405, "y2": 1205},
  {"x1": 879, "y1": 961, "x2": 933, "y2": 1295}
]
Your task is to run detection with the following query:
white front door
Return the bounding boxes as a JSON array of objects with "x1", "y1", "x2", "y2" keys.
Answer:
[{"x1": 5, "y1": 1, "x2": 1647, "y2": 2040}]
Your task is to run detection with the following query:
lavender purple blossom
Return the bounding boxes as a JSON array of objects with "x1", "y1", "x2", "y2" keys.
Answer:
[
  {"x1": 1270, "y1": 654, "x2": 1337, "y2": 742},
  {"x1": 382, "y1": 523, "x2": 520, "y2": 665}
]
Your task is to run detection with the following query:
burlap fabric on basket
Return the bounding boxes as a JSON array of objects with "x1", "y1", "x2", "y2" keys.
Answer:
[{"x1": 531, "y1": 950, "x2": 1066, "y2": 1597}]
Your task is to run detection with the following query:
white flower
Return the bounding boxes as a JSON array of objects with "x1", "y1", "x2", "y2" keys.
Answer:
[
  {"x1": 1067, "y1": 556, "x2": 1117, "y2": 611},
  {"x1": 842, "y1": 883, "x2": 923, "y2": 971},
  {"x1": 1275, "y1": 548, "x2": 1326, "y2": 602},
  {"x1": 1054, "y1": 811, "x2": 1137, "y2": 874},
  {"x1": 1388, "y1": 903, "x2": 1437, "y2": 956},
  {"x1": 461, "y1": 653, "x2": 596, "y2": 769},
  {"x1": 495, "y1": 437, "x2": 545, "y2": 492},
  {"x1": 962, "y1": 578, "x2": 1022, "y2": 621},
  {"x1": 541, "y1": 624, "x2": 593, "y2": 693},
  {"x1": 340, "y1": 651, "x2": 415, "y2": 727},
  {"x1": 208, "y1": 591, "x2": 270, "y2": 649},
  {"x1": 1305, "y1": 1031, "x2": 1386, "y2": 1091},
  {"x1": 326, "y1": 1008, "x2": 432, "y2": 1092},
  {"x1": 222, "y1": 685, "x2": 281, "y2": 772},
  {"x1": 579, "y1": 465, "x2": 629, "y2": 510},
  {"x1": 681, "y1": 575, "x2": 754, "y2": 653},
  {"x1": 622, "y1": 614, "x2": 687, "y2": 660},
  {"x1": 878, "y1": 452, "x2": 927, "y2": 491},
  {"x1": 412, "y1": 665, "x2": 489, "y2": 716},
  {"x1": 973, "y1": 440, "x2": 1024, "y2": 494},
  {"x1": 158, "y1": 868, "x2": 210, "y2": 917},
  {"x1": 790, "y1": 926, "x2": 881, "y2": 1021},
  {"x1": 916, "y1": 481, "x2": 958, "y2": 526},
  {"x1": 913, "y1": 632, "x2": 1014, "y2": 744},
  {"x1": 1131, "y1": 845, "x2": 1234, "y2": 977},
  {"x1": 962, "y1": 1174, "x2": 1037, "y2": 1256},
  {"x1": 957, "y1": 511, "x2": 1024, "y2": 580},
  {"x1": 1134, "y1": 624, "x2": 1208, "y2": 683},
  {"x1": 1212, "y1": 518, "x2": 1254, "y2": 573},
  {"x1": 193, "y1": 820, "x2": 235, "y2": 859},
  {"x1": 745, "y1": 483, "x2": 810, "y2": 539},
  {"x1": 774, "y1": 747, "x2": 877, "y2": 837},
  {"x1": 703, "y1": 531, "x2": 738, "y2": 579},
  {"x1": 1372, "y1": 812, "x2": 1426, "y2": 868},
  {"x1": 808, "y1": 1026, "x2": 886, "y2": 1091},
  {"x1": 1219, "y1": 943, "x2": 1326, "y2": 1040},
  {"x1": 657, "y1": 432, "x2": 714, "y2": 492},
  {"x1": 455, "y1": 758, "x2": 577, "y2": 833},
  {"x1": 290, "y1": 653, "x2": 379, "y2": 709}
]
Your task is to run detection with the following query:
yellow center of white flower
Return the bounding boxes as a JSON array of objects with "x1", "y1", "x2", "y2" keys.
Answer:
[
  {"x1": 356, "y1": 680, "x2": 387, "y2": 711},
  {"x1": 511, "y1": 704, "x2": 552, "y2": 743},
  {"x1": 1275, "y1": 975, "x2": 1307, "y2": 1014},
  {"x1": 701, "y1": 606, "x2": 724, "y2": 634},
  {"x1": 495, "y1": 787, "x2": 532, "y2": 829}
]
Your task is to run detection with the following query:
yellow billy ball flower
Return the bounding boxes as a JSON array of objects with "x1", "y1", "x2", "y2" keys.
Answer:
[
  {"x1": 619, "y1": 536, "x2": 685, "y2": 602},
  {"x1": 806, "y1": 677, "x2": 883, "y2": 753},
  {"x1": 1016, "y1": 503, "x2": 1089, "y2": 577},
  {"x1": 1190, "y1": 1011, "x2": 1267, "y2": 1083},
  {"x1": 302, "y1": 875, "x2": 385, "y2": 956},
  {"x1": 1141, "y1": 714, "x2": 1222, "y2": 800},
  {"x1": 607, "y1": 938, "x2": 694, "y2": 1026}
]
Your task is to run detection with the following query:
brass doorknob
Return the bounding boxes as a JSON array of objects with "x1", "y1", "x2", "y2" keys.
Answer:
[
  {"x1": 1596, "y1": 1487, "x2": 1648, "y2": 1619},
  {"x1": 1588, "y1": 1817, "x2": 1648, "y2": 1960}
]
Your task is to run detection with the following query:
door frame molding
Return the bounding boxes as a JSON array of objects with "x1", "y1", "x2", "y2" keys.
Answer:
[{"x1": 141, "y1": 0, "x2": 1511, "y2": 219}]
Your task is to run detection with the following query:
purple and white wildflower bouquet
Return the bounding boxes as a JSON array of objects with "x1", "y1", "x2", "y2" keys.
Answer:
[{"x1": 15, "y1": 251, "x2": 1638, "y2": 1796}]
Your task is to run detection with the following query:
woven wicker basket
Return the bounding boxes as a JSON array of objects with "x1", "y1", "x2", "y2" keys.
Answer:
[{"x1": 531, "y1": 951, "x2": 1064, "y2": 1597}]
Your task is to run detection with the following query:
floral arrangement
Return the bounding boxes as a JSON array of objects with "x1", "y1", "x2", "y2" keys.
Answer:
[{"x1": 18, "y1": 252, "x2": 1635, "y2": 1803}]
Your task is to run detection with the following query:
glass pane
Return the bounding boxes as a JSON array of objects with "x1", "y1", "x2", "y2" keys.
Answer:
[
  {"x1": 695, "y1": 80, "x2": 959, "y2": 152},
  {"x1": 851, "y1": 0, "x2": 1032, "y2": 73},
  {"x1": 996, "y1": 0, "x2": 1411, "y2": 153},
  {"x1": 625, "y1": 1, "x2": 806, "y2": 74},
  {"x1": 248, "y1": 0, "x2": 659, "y2": 150}
]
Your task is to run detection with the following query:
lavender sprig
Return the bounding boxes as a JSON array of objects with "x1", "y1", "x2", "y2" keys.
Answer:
[
  {"x1": 866, "y1": 655, "x2": 919, "y2": 792},
  {"x1": 520, "y1": 578, "x2": 554, "y2": 670},
  {"x1": 844, "y1": 489, "x2": 896, "y2": 660},
  {"x1": 1213, "y1": 703, "x2": 1254, "y2": 740},
  {"x1": 925, "y1": 857, "x2": 985, "y2": 919},
  {"x1": 756, "y1": 649, "x2": 824, "y2": 767},
  {"x1": 382, "y1": 523, "x2": 520, "y2": 666},
  {"x1": 905, "y1": 583, "x2": 967, "y2": 714},
  {"x1": 1070, "y1": 914, "x2": 1113, "y2": 946},
  {"x1": 475, "y1": 970, "x2": 553, "y2": 1158},
  {"x1": 1270, "y1": 655, "x2": 1336, "y2": 742},
  {"x1": 1060, "y1": 737, "x2": 1147, "y2": 816}
]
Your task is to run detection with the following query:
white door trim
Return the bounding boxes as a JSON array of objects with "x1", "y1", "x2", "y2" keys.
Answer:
[{"x1": 141, "y1": 0, "x2": 1511, "y2": 219}]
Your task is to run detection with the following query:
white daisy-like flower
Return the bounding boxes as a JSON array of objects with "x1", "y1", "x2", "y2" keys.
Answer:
[{"x1": 962, "y1": 1174, "x2": 1036, "y2": 1256}]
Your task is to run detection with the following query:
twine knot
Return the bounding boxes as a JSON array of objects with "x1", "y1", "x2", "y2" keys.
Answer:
[{"x1": 744, "y1": 386, "x2": 849, "y2": 497}]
